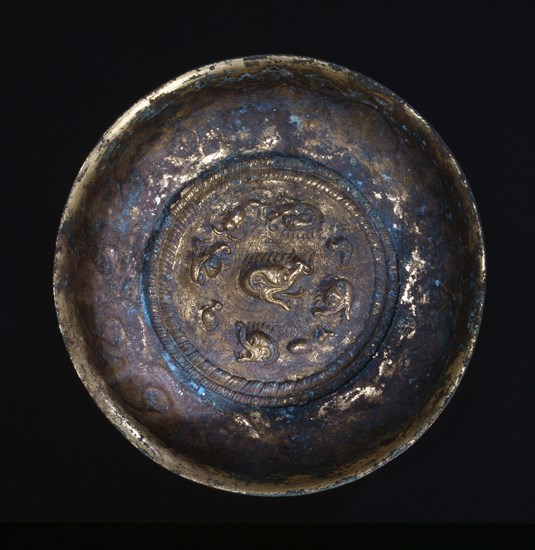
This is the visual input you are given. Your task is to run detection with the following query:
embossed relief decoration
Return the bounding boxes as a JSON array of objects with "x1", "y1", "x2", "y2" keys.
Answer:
[{"x1": 146, "y1": 157, "x2": 398, "y2": 406}]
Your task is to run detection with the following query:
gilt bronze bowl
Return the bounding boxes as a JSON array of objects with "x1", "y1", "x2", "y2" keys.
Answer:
[{"x1": 53, "y1": 55, "x2": 485, "y2": 495}]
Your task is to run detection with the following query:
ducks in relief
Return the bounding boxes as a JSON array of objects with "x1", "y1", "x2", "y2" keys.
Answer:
[
  {"x1": 287, "y1": 324, "x2": 335, "y2": 355},
  {"x1": 189, "y1": 238, "x2": 231, "y2": 286},
  {"x1": 211, "y1": 205, "x2": 246, "y2": 241},
  {"x1": 326, "y1": 236, "x2": 353, "y2": 265},
  {"x1": 200, "y1": 299, "x2": 223, "y2": 331}
]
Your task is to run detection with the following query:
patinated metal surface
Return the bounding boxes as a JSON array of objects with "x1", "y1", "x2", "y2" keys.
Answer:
[{"x1": 53, "y1": 55, "x2": 486, "y2": 495}]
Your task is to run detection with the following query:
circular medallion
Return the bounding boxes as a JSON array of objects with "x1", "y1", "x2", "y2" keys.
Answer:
[{"x1": 146, "y1": 156, "x2": 398, "y2": 406}]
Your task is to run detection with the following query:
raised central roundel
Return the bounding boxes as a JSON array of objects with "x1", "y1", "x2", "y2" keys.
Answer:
[{"x1": 146, "y1": 155, "x2": 398, "y2": 406}]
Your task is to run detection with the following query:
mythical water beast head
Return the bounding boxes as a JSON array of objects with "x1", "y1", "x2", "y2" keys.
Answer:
[{"x1": 234, "y1": 321, "x2": 279, "y2": 364}]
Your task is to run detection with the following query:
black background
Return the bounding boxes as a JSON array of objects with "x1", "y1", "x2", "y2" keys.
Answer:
[{"x1": 1, "y1": 0, "x2": 533, "y2": 523}]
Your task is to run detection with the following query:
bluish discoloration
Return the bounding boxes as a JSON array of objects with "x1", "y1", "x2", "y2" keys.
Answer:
[{"x1": 289, "y1": 114, "x2": 302, "y2": 127}]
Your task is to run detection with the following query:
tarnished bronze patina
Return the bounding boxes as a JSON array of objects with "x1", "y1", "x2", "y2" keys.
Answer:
[{"x1": 53, "y1": 56, "x2": 486, "y2": 495}]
